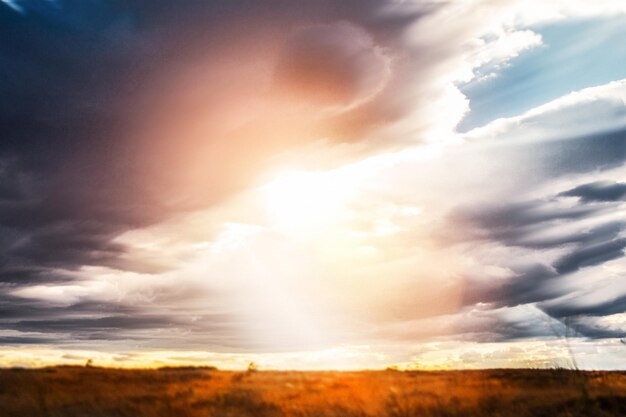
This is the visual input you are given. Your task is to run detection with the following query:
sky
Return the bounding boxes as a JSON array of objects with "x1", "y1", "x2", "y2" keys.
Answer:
[{"x1": 0, "y1": 0, "x2": 625, "y2": 370}]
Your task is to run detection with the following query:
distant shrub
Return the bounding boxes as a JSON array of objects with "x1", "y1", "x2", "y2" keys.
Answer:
[{"x1": 247, "y1": 361, "x2": 259, "y2": 372}]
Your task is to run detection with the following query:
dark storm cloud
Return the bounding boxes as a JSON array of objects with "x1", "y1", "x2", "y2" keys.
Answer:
[
  {"x1": 10, "y1": 315, "x2": 175, "y2": 335},
  {"x1": 0, "y1": 289, "x2": 243, "y2": 346},
  {"x1": 1, "y1": 1, "x2": 154, "y2": 285},
  {"x1": 0, "y1": 0, "x2": 441, "y2": 346},
  {"x1": 461, "y1": 263, "x2": 559, "y2": 310},
  {"x1": 480, "y1": 316, "x2": 557, "y2": 342},
  {"x1": 449, "y1": 129, "x2": 626, "y2": 341},
  {"x1": 0, "y1": 293, "x2": 159, "y2": 344},
  {"x1": 566, "y1": 324, "x2": 626, "y2": 340},
  {"x1": 450, "y1": 129, "x2": 626, "y2": 339},
  {"x1": 540, "y1": 293, "x2": 626, "y2": 319},
  {"x1": 527, "y1": 128, "x2": 626, "y2": 178},
  {"x1": 559, "y1": 181, "x2": 626, "y2": 202},
  {"x1": 452, "y1": 201, "x2": 603, "y2": 248},
  {"x1": 441, "y1": 300, "x2": 624, "y2": 343},
  {"x1": 553, "y1": 238, "x2": 626, "y2": 274},
  {"x1": 0, "y1": 294, "x2": 133, "y2": 321},
  {"x1": 0, "y1": 0, "x2": 430, "y2": 279},
  {"x1": 459, "y1": 209, "x2": 626, "y2": 317},
  {"x1": 533, "y1": 314, "x2": 626, "y2": 340},
  {"x1": 0, "y1": 266, "x2": 75, "y2": 285},
  {"x1": 0, "y1": 336, "x2": 56, "y2": 344},
  {"x1": 6, "y1": 220, "x2": 127, "y2": 268}
]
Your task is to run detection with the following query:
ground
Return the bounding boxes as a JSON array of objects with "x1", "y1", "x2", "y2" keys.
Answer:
[{"x1": 1, "y1": 367, "x2": 625, "y2": 416}]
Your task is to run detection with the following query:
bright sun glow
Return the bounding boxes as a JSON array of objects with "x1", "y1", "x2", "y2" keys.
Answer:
[{"x1": 262, "y1": 170, "x2": 351, "y2": 235}]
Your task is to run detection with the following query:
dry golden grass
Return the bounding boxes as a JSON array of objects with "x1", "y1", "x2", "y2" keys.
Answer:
[{"x1": 0, "y1": 367, "x2": 625, "y2": 417}]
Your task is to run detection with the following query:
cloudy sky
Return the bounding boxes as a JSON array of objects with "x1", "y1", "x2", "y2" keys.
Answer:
[{"x1": 1, "y1": 0, "x2": 625, "y2": 370}]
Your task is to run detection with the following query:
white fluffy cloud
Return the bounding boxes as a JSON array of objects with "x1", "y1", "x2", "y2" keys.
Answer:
[{"x1": 465, "y1": 79, "x2": 626, "y2": 143}]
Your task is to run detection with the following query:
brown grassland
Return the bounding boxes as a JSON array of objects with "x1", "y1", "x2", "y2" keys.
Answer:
[{"x1": 0, "y1": 367, "x2": 625, "y2": 417}]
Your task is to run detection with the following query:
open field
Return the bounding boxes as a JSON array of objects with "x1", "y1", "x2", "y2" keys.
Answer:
[{"x1": 0, "y1": 367, "x2": 625, "y2": 417}]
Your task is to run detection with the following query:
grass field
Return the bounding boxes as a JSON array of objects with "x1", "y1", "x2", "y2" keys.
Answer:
[{"x1": 1, "y1": 367, "x2": 625, "y2": 417}]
